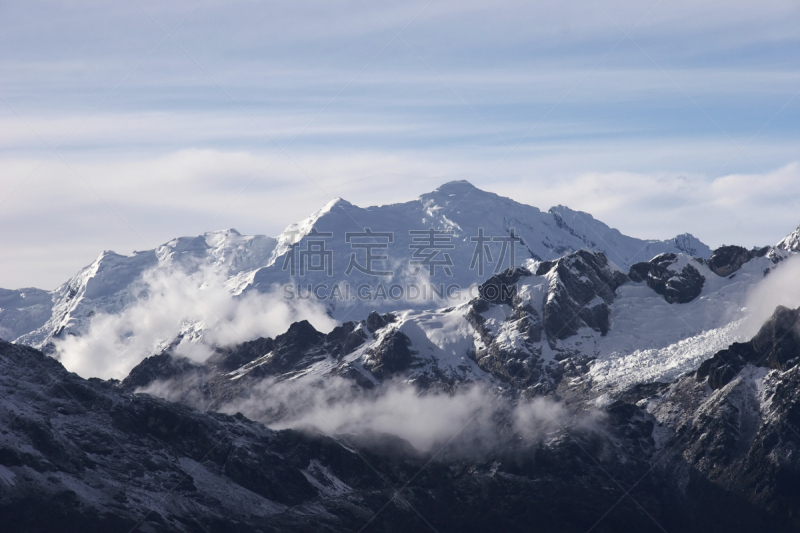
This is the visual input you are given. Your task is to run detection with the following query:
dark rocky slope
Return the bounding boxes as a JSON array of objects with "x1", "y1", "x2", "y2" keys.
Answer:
[
  {"x1": 536, "y1": 250, "x2": 629, "y2": 341},
  {"x1": 629, "y1": 253, "x2": 705, "y2": 304},
  {"x1": 4, "y1": 306, "x2": 800, "y2": 532},
  {"x1": 0, "y1": 340, "x2": 697, "y2": 532}
]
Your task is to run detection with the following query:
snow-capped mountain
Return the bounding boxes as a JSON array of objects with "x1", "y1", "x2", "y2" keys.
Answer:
[
  {"x1": 2, "y1": 183, "x2": 800, "y2": 531},
  {"x1": 777, "y1": 222, "x2": 800, "y2": 252},
  {"x1": 1, "y1": 181, "x2": 710, "y2": 351},
  {"x1": 244, "y1": 181, "x2": 712, "y2": 322},
  {"x1": 11, "y1": 229, "x2": 278, "y2": 348}
]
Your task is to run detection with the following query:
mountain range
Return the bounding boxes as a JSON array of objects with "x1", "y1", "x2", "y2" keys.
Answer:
[
  {"x1": 2, "y1": 181, "x2": 711, "y2": 351},
  {"x1": 2, "y1": 181, "x2": 800, "y2": 532}
]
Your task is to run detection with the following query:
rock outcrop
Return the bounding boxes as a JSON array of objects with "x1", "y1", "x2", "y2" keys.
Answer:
[
  {"x1": 629, "y1": 253, "x2": 705, "y2": 304},
  {"x1": 538, "y1": 250, "x2": 628, "y2": 341}
]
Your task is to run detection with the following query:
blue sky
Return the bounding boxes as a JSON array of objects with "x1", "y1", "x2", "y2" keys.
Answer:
[{"x1": 1, "y1": 0, "x2": 799, "y2": 288}]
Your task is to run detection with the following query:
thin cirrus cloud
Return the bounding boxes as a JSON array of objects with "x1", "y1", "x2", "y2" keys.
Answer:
[{"x1": 0, "y1": 0, "x2": 799, "y2": 289}]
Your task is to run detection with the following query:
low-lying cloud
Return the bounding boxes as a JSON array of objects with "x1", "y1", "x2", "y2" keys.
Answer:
[
  {"x1": 52, "y1": 266, "x2": 336, "y2": 380},
  {"x1": 741, "y1": 254, "x2": 800, "y2": 339},
  {"x1": 141, "y1": 374, "x2": 598, "y2": 456}
]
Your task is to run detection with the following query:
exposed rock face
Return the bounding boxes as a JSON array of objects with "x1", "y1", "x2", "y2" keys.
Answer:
[
  {"x1": 227, "y1": 320, "x2": 327, "y2": 380},
  {"x1": 697, "y1": 305, "x2": 800, "y2": 389},
  {"x1": 121, "y1": 312, "x2": 398, "y2": 399},
  {"x1": 363, "y1": 330, "x2": 415, "y2": 379},
  {"x1": 463, "y1": 255, "x2": 628, "y2": 388},
  {"x1": 467, "y1": 294, "x2": 546, "y2": 390},
  {"x1": 750, "y1": 306, "x2": 800, "y2": 369},
  {"x1": 203, "y1": 336, "x2": 276, "y2": 372},
  {"x1": 365, "y1": 310, "x2": 388, "y2": 333},
  {"x1": 538, "y1": 250, "x2": 628, "y2": 342},
  {"x1": 325, "y1": 320, "x2": 370, "y2": 358},
  {"x1": 753, "y1": 245, "x2": 771, "y2": 258},
  {"x1": 121, "y1": 351, "x2": 202, "y2": 391},
  {"x1": 629, "y1": 253, "x2": 705, "y2": 304},
  {"x1": 708, "y1": 245, "x2": 754, "y2": 277},
  {"x1": 649, "y1": 361, "x2": 800, "y2": 531},
  {"x1": 477, "y1": 267, "x2": 532, "y2": 305}
]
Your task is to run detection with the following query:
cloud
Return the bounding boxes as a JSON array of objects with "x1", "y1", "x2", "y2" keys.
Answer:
[
  {"x1": 519, "y1": 162, "x2": 800, "y2": 248},
  {"x1": 740, "y1": 255, "x2": 800, "y2": 339},
  {"x1": 141, "y1": 372, "x2": 594, "y2": 456},
  {"x1": 2, "y1": 0, "x2": 799, "y2": 290},
  {"x1": 52, "y1": 265, "x2": 336, "y2": 380}
]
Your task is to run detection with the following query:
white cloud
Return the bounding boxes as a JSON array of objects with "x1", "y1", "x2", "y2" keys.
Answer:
[
  {"x1": 143, "y1": 373, "x2": 592, "y2": 455},
  {"x1": 52, "y1": 265, "x2": 336, "y2": 380},
  {"x1": 1, "y1": 0, "x2": 799, "y2": 290},
  {"x1": 516, "y1": 162, "x2": 800, "y2": 248},
  {"x1": 740, "y1": 255, "x2": 800, "y2": 339}
]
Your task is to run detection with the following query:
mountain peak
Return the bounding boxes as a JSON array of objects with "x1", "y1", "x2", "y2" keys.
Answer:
[
  {"x1": 419, "y1": 180, "x2": 500, "y2": 210},
  {"x1": 205, "y1": 228, "x2": 241, "y2": 236},
  {"x1": 670, "y1": 233, "x2": 711, "y2": 258},
  {"x1": 421, "y1": 180, "x2": 481, "y2": 199},
  {"x1": 321, "y1": 197, "x2": 354, "y2": 212},
  {"x1": 777, "y1": 222, "x2": 800, "y2": 252},
  {"x1": 433, "y1": 180, "x2": 478, "y2": 192}
]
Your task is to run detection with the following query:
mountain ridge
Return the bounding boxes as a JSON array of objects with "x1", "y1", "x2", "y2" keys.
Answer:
[{"x1": 2, "y1": 181, "x2": 718, "y2": 352}]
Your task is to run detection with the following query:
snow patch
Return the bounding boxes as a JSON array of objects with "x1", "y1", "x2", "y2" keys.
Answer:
[{"x1": 301, "y1": 460, "x2": 352, "y2": 497}]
